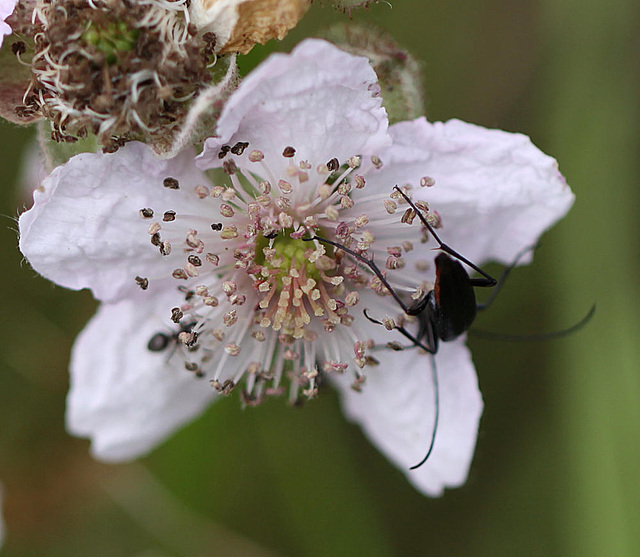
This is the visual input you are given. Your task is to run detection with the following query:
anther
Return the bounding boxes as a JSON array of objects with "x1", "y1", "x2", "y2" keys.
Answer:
[
  {"x1": 220, "y1": 226, "x2": 238, "y2": 239},
  {"x1": 160, "y1": 242, "x2": 172, "y2": 256},
  {"x1": 179, "y1": 331, "x2": 198, "y2": 347},
  {"x1": 11, "y1": 41, "x2": 26, "y2": 56},
  {"x1": 140, "y1": 208, "x2": 154, "y2": 218},
  {"x1": 163, "y1": 210, "x2": 176, "y2": 222},
  {"x1": 420, "y1": 176, "x2": 436, "y2": 187},
  {"x1": 230, "y1": 141, "x2": 249, "y2": 155},
  {"x1": 383, "y1": 199, "x2": 397, "y2": 214},
  {"x1": 163, "y1": 177, "x2": 180, "y2": 189},
  {"x1": 327, "y1": 158, "x2": 340, "y2": 172},
  {"x1": 211, "y1": 222, "x2": 223, "y2": 231},
  {"x1": 283, "y1": 146, "x2": 296, "y2": 158},
  {"x1": 187, "y1": 255, "x2": 202, "y2": 267},
  {"x1": 218, "y1": 145, "x2": 231, "y2": 159},
  {"x1": 195, "y1": 185, "x2": 209, "y2": 198},
  {"x1": 220, "y1": 204, "x2": 235, "y2": 217},
  {"x1": 278, "y1": 180, "x2": 293, "y2": 194},
  {"x1": 171, "y1": 307, "x2": 184, "y2": 323},
  {"x1": 223, "y1": 159, "x2": 237, "y2": 175},
  {"x1": 135, "y1": 276, "x2": 149, "y2": 290},
  {"x1": 249, "y1": 150, "x2": 264, "y2": 162}
]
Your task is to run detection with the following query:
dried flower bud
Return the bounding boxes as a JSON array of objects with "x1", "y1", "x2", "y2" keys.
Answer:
[{"x1": 189, "y1": 0, "x2": 310, "y2": 55}]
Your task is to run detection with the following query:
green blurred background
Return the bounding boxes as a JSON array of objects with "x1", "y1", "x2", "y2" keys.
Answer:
[{"x1": 1, "y1": 0, "x2": 639, "y2": 555}]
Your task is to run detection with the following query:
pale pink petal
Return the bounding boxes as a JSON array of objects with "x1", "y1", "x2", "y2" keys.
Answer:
[
  {"x1": 332, "y1": 341, "x2": 482, "y2": 497},
  {"x1": 0, "y1": 0, "x2": 18, "y2": 46},
  {"x1": 19, "y1": 142, "x2": 208, "y2": 302},
  {"x1": 67, "y1": 290, "x2": 217, "y2": 462},
  {"x1": 374, "y1": 118, "x2": 573, "y2": 266},
  {"x1": 198, "y1": 39, "x2": 390, "y2": 172}
]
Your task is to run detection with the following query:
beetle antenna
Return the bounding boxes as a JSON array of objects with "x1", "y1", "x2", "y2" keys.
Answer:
[
  {"x1": 470, "y1": 304, "x2": 595, "y2": 341},
  {"x1": 410, "y1": 353, "x2": 439, "y2": 470}
]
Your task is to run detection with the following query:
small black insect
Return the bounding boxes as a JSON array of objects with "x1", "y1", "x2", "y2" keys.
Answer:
[
  {"x1": 147, "y1": 321, "x2": 198, "y2": 351},
  {"x1": 306, "y1": 185, "x2": 593, "y2": 469}
]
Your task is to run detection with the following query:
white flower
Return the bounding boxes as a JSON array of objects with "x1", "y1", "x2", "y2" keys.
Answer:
[
  {"x1": 0, "y1": 0, "x2": 18, "y2": 46},
  {"x1": 18, "y1": 39, "x2": 573, "y2": 496}
]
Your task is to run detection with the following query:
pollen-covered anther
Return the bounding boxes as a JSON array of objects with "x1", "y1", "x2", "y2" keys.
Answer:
[
  {"x1": 371, "y1": 155, "x2": 383, "y2": 169},
  {"x1": 381, "y1": 317, "x2": 396, "y2": 331},
  {"x1": 317, "y1": 184, "x2": 332, "y2": 200},
  {"x1": 172, "y1": 269, "x2": 188, "y2": 280},
  {"x1": 211, "y1": 379, "x2": 235, "y2": 395},
  {"x1": 223, "y1": 188, "x2": 237, "y2": 202},
  {"x1": 303, "y1": 387, "x2": 319, "y2": 398},
  {"x1": 225, "y1": 343, "x2": 241, "y2": 356},
  {"x1": 414, "y1": 200, "x2": 429, "y2": 213},
  {"x1": 386, "y1": 256, "x2": 403, "y2": 270},
  {"x1": 223, "y1": 281, "x2": 237, "y2": 295},
  {"x1": 338, "y1": 182, "x2": 352, "y2": 195},
  {"x1": 383, "y1": 199, "x2": 397, "y2": 214},
  {"x1": 324, "y1": 361, "x2": 348, "y2": 374},
  {"x1": 230, "y1": 142, "x2": 249, "y2": 155},
  {"x1": 204, "y1": 296, "x2": 219, "y2": 307},
  {"x1": 148, "y1": 222, "x2": 161, "y2": 235},
  {"x1": 220, "y1": 204, "x2": 235, "y2": 217},
  {"x1": 348, "y1": 156, "x2": 362, "y2": 168},
  {"x1": 223, "y1": 310, "x2": 238, "y2": 327},
  {"x1": 353, "y1": 175, "x2": 366, "y2": 189},
  {"x1": 195, "y1": 185, "x2": 210, "y2": 199},
  {"x1": 160, "y1": 242, "x2": 172, "y2": 256},
  {"x1": 211, "y1": 186, "x2": 225, "y2": 198},
  {"x1": 230, "y1": 294, "x2": 246, "y2": 306},
  {"x1": 426, "y1": 211, "x2": 442, "y2": 228},
  {"x1": 195, "y1": 285, "x2": 209, "y2": 296},
  {"x1": 412, "y1": 284, "x2": 426, "y2": 300},
  {"x1": 221, "y1": 226, "x2": 239, "y2": 239},
  {"x1": 354, "y1": 214, "x2": 370, "y2": 228},
  {"x1": 178, "y1": 331, "x2": 198, "y2": 347},
  {"x1": 185, "y1": 263, "x2": 199, "y2": 277},
  {"x1": 401, "y1": 208, "x2": 416, "y2": 225},
  {"x1": 223, "y1": 160, "x2": 238, "y2": 175},
  {"x1": 325, "y1": 205, "x2": 341, "y2": 221},
  {"x1": 164, "y1": 178, "x2": 180, "y2": 190},
  {"x1": 170, "y1": 307, "x2": 184, "y2": 323},
  {"x1": 340, "y1": 196, "x2": 354, "y2": 209},
  {"x1": 421, "y1": 176, "x2": 436, "y2": 187},
  {"x1": 249, "y1": 150, "x2": 265, "y2": 162}
]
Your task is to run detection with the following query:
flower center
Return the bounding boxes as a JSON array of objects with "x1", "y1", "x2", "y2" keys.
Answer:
[
  {"x1": 137, "y1": 142, "x2": 428, "y2": 404},
  {"x1": 83, "y1": 21, "x2": 140, "y2": 65}
]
